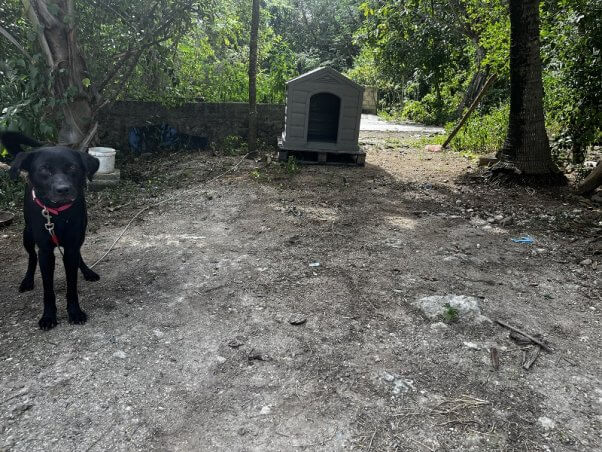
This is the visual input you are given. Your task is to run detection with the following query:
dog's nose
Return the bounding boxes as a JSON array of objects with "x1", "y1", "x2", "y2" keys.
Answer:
[{"x1": 55, "y1": 185, "x2": 70, "y2": 194}]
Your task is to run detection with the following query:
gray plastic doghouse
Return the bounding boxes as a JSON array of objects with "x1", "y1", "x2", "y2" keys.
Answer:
[{"x1": 278, "y1": 67, "x2": 365, "y2": 164}]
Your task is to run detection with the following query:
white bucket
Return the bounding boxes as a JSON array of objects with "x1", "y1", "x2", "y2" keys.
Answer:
[{"x1": 88, "y1": 147, "x2": 116, "y2": 174}]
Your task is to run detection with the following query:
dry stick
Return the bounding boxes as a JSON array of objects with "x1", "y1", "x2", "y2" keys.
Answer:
[
  {"x1": 89, "y1": 153, "x2": 250, "y2": 269},
  {"x1": 442, "y1": 74, "x2": 497, "y2": 149},
  {"x1": 495, "y1": 320, "x2": 553, "y2": 352}
]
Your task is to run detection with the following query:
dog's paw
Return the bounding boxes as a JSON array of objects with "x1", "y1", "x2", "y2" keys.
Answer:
[
  {"x1": 38, "y1": 315, "x2": 58, "y2": 330},
  {"x1": 68, "y1": 308, "x2": 87, "y2": 325},
  {"x1": 82, "y1": 269, "x2": 100, "y2": 282},
  {"x1": 19, "y1": 278, "x2": 35, "y2": 292}
]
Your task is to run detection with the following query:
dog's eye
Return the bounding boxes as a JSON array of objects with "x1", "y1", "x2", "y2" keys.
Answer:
[
  {"x1": 39, "y1": 166, "x2": 51, "y2": 175},
  {"x1": 67, "y1": 164, "x2": 78, "y2": 172}
]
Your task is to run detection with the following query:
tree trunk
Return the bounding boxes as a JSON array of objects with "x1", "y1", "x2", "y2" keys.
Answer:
[
  {"x1": 496, "y1": 0, "x2": 560, "y2": 179},
  {"x1": 23, "y1": 0, "x2": 96, "y2": 147},
  {"x1": 247, "y1": 0, "x2": 260, "y2": 157}
]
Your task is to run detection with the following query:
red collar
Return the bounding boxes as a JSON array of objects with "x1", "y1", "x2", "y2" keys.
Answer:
[{"x1": 31, "y1": 189, "x2": 74, "y2": 215}]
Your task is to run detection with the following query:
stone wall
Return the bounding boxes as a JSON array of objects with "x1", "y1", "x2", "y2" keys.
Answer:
[{"x1": 97, "y1": 101, "x2": 285, "y2": 151}]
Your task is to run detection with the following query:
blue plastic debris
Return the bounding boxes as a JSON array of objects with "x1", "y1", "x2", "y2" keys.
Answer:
[{"x1": 511, "y1": 236, "x2": 534, "y2": 244}]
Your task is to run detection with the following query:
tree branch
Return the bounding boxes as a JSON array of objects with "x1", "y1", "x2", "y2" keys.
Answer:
[{"x1": 0, "y1": 25, "x2": 34, "y2": 63}]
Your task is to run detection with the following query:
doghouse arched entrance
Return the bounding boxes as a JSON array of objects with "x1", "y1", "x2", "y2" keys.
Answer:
[{"x1": 307, "y1": 93, "x2": 340, "y2": 143}]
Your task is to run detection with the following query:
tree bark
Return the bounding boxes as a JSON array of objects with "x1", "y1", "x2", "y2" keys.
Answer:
[
  {"x1": 496, "y1": 0, "x2": 560, "y2": 178},
  {"x1": 24, "y1": 0, "x2": 95, "y2": 147},
  {"x1": 248, "y1": 0, "x2": 260, "y2": 157}
]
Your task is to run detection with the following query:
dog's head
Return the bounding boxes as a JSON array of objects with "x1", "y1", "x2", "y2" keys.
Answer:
[{"x1": 10, "y1": 147, "x2": 100, "y2": 204}]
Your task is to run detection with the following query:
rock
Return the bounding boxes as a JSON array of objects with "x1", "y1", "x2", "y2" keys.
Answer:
[
  {"x1": 227, "y1": 336, "x2": 246, "y2": 348},
  {"x1": 499, "y1": 216, "x2": 513, "y2": 227},
  {"x1": 248, "y1": 349, "x2": 271, "y2": 362},
  {"x1": 430, "y1": 322, "x2": 449, "y2": 331},
  {"x1": 494, "y1": 214, "x2": 504, "y2": 222},
  {"x1": 425, "y1": 144, "x2": 442, "y2": 152},
  {"x1": 216, "y1": 356, "x2": 227, "y2": 364},
  {"x1": 288, "y1": 314, "x2": 307, "y2": 325},
  {"x1": 383, "y1": 372, "x2": 396, "y2": 382},
  {"x1": 538, "y1": 416, "x2": 556, "y2": 431},
  {"x1": 113, "y1": 350, "x2": 127, "y2": 359},
  {"x1": 580, "y1": 258, "x2": 592, "y2": 266},
  {"x1": 260, "y1": 405, "x2": 272, "y2": 415},
  {"x1": 413, "y1": 294, "x2": 491, "y2": 324},
  {"x1": 463, "y1": 341, "x2": 481, "y2": 350}
]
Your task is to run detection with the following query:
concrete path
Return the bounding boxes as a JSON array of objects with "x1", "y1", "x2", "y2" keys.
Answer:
[{"x1": 360, "y1": 113, "x2": 444, "y2": 134}]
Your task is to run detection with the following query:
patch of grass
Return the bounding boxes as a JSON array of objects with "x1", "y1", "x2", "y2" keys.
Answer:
[
  {"x1": 283, "y1": 156, "x2": 300, "y2": 174},
  {"x1": 446, "y1": 103, "x2": 509, "y2": 155},
  {"x1": 442, "y1": 303, "x2": 459, "y2": 323},
  {"x1": 217, "y1": 135, "x2": 248, "y2": 156}
]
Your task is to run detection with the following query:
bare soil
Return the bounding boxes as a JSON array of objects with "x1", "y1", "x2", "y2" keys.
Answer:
[{"x1": 1, "y1": 130, "x2": 601, "y2": 451}]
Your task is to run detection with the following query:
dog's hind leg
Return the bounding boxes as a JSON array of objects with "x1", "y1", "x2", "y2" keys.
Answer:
[
  {"x1": 37, "y1": 248, "x2": 57, "y2": 330},
  {"x1": 64, "y1": 248, "x2": 87, "y2": 325},
  {"x1": 79, "y1": 253, "x2": 100, "y2": 282},
  {"x1": 19, "y1": 226, "x2": 37, "y2": 292}
]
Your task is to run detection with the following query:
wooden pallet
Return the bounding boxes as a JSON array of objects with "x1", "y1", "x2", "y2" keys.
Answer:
[{"x1": 278, "y1": 148, "x2": 366, "y2": 166}]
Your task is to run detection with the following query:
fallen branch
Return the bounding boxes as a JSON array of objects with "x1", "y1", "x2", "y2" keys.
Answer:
[
  {"x1": 495, "y1": 320, "x2": 552, "y2": 352},
  {"x1": 442, "y1": 74, "x2": 497, "y2": 149},
  {"x1": 576, "y1": 160, "x2": 602, "y2": 195}
]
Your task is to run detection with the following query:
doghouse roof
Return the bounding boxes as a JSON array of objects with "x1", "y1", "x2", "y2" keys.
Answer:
[{"x1": 286, "y1": 67, "x2": 363, "y2": 92}]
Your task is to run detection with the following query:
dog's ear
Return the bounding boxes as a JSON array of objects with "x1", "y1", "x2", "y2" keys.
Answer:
[
  {"x1": 78, "y1": 151, "x2": 100, "y2": 181},
  {"x1": 9, "y1": 151, "x2": 37, "y2": 180}
]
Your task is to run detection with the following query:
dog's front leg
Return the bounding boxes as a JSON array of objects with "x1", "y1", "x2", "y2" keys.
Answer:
[
  {"x1": 63, "y1": 248, "x2": 87, "y2": 324},
  {"x1": 38, "y1": 248, "x2": 57, "y2": 330}
]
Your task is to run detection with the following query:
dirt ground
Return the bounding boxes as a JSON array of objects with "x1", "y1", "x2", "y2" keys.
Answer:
[{"x1": 1, "y1": 130, "x2": 601, "y2": 451}]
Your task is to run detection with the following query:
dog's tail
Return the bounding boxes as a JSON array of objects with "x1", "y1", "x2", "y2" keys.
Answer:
[{"x1": 0, "y1": 131, "x2": 43, "y2": 156}]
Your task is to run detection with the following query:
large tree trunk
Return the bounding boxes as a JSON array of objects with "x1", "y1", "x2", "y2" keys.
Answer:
[
  {"x1": 23, "y1": 0, "x2": 96, "y2": 147},
  {"x1": 496, "y1": 0, "x2": 561, "y2": 179},
  {"x1": 247, "y1": 0, "x2": 260, "y2": 157}
]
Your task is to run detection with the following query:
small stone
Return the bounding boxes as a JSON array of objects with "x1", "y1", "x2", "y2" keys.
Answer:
[
  {"x1": 538, "y1": 416, "x2": 556, "y2": 431},
  {"x1": 580, "y1": 258, "x2": 592, "y2": 266},
  {"x1": 260, "y1": 405, "x2": 272, "y2": 415},
  {"x1": 494, "y1": 214, "x2": 504, "y2": 221},
  {"x1": 288, "y1": 314, "x2": 307, "y2": 325},
  {"x1": 383, "y1": 372, "x2": 396, "y2": 382},
  {"x1": 499, "y1": 216, "x2": 513, "y2": 227},
  {"x1": 430, "y1": 322, "x2": 449, "y2": 331},
  {"x1": 463, "y1": 341, "x2": 481, "y2": 350},
  {"x1": 216, "y1": 356, "x2": 227, "y2": 364},
  {"x1": 227, "y1": 336, "x2": 246, "y2": 348},
  {"x1": 113, "y1": 350, "x2": 127, "y2": 359},
  {"x1": 248, "y1": 349, "x2": 271, "y2": 362},
  {"x1": 237, "y1": 427, "x2": 249, "y2": 436}
]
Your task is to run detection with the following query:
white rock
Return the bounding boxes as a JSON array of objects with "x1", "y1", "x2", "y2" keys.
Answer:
[
  {"x1": 113, "y1": 351, "x2": 127, "y2": 359},
  {"x1": 260, "y1": 405, "x2": 272, "y2": 415},
  {"x1": 413, "y1": 294, "x2": 490, "y2": 323},
  {"x1": 538, "y1": 416, "x2": 556, "y2": 430}
]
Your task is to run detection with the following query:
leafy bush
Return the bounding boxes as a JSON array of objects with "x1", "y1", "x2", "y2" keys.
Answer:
[{"x1": 446, "y1": 103, "x2": 509, "y2": 155}]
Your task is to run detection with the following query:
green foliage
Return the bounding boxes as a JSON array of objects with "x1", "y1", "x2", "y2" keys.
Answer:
[
  {"x1": 446, "y1": 103, "x2": 509, "y2": 155},
  {"x1": 219, "y1": 135, "x2": 248, "y2": 155},
  {"x1": 541, "y1": 0, "x2": 602, "y2": 162},
  {"x1": 442, "y1": 303, "x2": 459, "y2": 323},
  {"x1": 283, "y1": 156, "x2": 300, "y2": 174}
]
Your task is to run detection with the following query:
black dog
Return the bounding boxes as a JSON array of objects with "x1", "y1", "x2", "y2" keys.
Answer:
[
  {"x1": 4, "y1": 132, "x2": 100, "y2": 329},
  {"x1": 1, "y1": 131, "x2": 43, "y2": 157}
]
